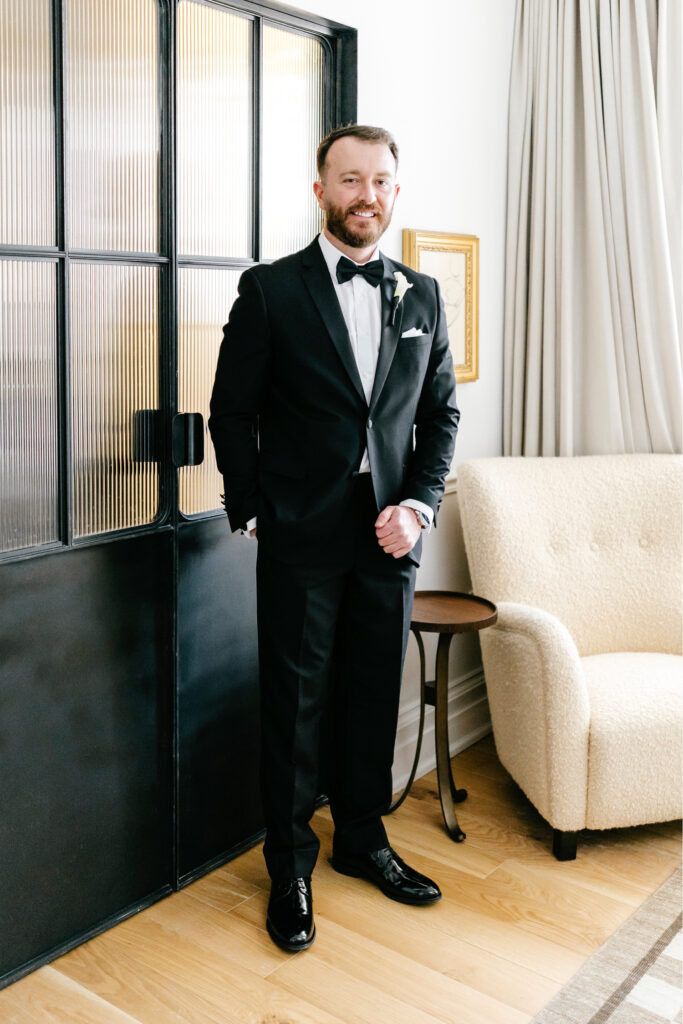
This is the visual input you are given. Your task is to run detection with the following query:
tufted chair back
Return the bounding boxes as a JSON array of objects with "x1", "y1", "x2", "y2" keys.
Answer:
[{"x1": 458, "y1": 454, "x2": 682, "y2": 657}]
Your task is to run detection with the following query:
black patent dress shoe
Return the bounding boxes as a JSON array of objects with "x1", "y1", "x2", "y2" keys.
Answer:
[
  {"x1": 266, "y1": 877, "x2": 315, "y2": 952},
  {"x1": 331, "y1": 845, "x2": 442, "y2": 905}
]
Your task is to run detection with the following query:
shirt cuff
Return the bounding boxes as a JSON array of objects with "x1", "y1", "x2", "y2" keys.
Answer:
[
  {"x1": 399, "y1": 499, "x2": 433, "y2": 534},
  {"x1": 242, "y1": 516, "x2": 257, "y2": 538}
]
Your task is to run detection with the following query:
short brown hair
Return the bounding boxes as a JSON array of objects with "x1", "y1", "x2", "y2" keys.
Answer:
[{"x1": 316, "y1": 124, "x2": 399, "y2": 179}]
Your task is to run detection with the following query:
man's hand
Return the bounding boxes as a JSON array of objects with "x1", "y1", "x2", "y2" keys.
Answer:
[{"x1": 375, "y1": 505, "x2": 421, "y2": 558}]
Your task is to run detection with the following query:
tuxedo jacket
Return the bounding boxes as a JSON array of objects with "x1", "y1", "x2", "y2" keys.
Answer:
[{"x1": 209, "y1": 237, "x2": 460, "y2": 566}]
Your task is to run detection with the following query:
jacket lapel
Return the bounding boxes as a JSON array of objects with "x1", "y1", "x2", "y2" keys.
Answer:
[
  {"x1": 369, "y1": 255, "x2": 403, "y2": 414},
  {"x1": 302, "y1": 240, "x2": 367, "y2": 407}
]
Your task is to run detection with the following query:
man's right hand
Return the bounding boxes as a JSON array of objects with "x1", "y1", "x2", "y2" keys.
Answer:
[{"x1": 374, "y1": 505, "x2": 420, "y2": 558}]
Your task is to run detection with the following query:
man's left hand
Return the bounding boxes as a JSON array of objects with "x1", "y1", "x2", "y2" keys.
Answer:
[{"x1": 375, "y1": 506, "x2": 421, "y2": 558}]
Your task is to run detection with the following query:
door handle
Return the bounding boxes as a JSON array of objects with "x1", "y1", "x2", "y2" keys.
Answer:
[{"x1": 172, "y1": 413, "x2": 205, "y2": 467}]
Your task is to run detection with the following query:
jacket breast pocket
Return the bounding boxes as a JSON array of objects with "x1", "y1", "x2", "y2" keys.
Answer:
[{"x1": 398, "y1": 334, "x2": 431, "y2": 347}]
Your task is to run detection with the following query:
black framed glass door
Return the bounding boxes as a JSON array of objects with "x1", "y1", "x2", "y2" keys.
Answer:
[{"x1": 0, "y1": 0, "x2": 355, "y2": 987}]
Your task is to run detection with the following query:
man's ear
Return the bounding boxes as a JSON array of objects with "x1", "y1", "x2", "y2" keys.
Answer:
[{"x1": 313, "y1": 180, "x2": 325, "y2": 209}]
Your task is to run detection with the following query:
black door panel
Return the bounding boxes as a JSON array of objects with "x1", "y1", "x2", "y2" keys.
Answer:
[
  {"x1": 177, "y1": 518, "x2": 262, "y2": 881},
  {"x1": 0, "y1": 535, "x2": 172, "y2": 977}
]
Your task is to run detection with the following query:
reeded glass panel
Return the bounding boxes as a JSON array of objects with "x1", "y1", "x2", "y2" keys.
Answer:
[
  {"x1": 177, "y1": 2, "x2": 251, "y2": 258},
  {"x1": 261, "y1": 27, "x2": 324, "y2": 260},
  {"x1": 0, "y1": 0, "x2": 55, "y2": 246},
  {"x1": 67, "y1": 0, "x2": 158, "y2": 253},
  {"x1": 0, "y1": 260, "x2": 58, "y2": 551},
  {"x1": 178, "y1": 267, "x2": 239, "y2": 515},
  {"x1": 70, "y1": 264, "x2": 159, "y2": 537}
]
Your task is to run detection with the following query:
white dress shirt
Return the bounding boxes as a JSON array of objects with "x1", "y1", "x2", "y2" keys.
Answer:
[
  {"x1": 243, "y1": 233, "x2": 433, "y2": 535},
  {"x1": 317, "y1": 231, "x2": 381, "y2": 473}
]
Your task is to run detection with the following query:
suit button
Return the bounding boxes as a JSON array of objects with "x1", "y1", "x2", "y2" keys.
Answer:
[{"x1": 367, "y1": 418, "x2": 373, "y2": 429}]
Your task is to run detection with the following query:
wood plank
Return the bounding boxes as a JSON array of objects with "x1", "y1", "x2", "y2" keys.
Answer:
[
  {"x1": 269, "y1": 953, "x2": 463, "y2": 1024},
  {"x1": 0, "y1": 966, "x2": 142, "y2": 1024},
  {"x1": 233, "y1": 868, "x2": 583, "y2": 986},
  {"x1": 639, "y1": 821, "x2": 683, "y2": 854},
  {"x1": 0, "y1": 985, "x2": 46, "y2": 1023},
  {"x1": 291, "y1": 816, "x2": 631, "y2": 959},
  {"x1": 402, "y1": 763, "x2": 681, "y2": 898},
  {"x1": 414, "y1": 853, "x2": 634, "y2": 956},
  {"x1": 353, "y1": 805, "x2": 504, "y2": 880},
  {"x1": 181, "y1": 869, "x2": 262, "y2": 915},
  {"x1": 218, "y1": 843, "x2": 271, "y2": 891},
  {"x1": 498, "y1": 844, "x2": 680, "y2": 905},
  {"x1": 59, "y1": 907, "x2": 347, "y2": 1024},
  {"x1": 144, "y1": 888, "x2": 289, "y2": 977},
  {"x1": 269, "y1": 909, "x2": 532, "y2": 1024},
  {"x1": 55, "y1": 939, "x2": 233, "y2": 1024}
]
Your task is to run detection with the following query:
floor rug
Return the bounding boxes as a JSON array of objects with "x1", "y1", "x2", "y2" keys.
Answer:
[{"x1": 531, "y1": 866, "x2": 682, "y2": 1024}]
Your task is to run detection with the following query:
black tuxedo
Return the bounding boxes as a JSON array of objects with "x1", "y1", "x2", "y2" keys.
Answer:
[
  {"x1": 209, "y1": 237, "x2": 459, "y2": 879},
  {"x1": 209, "y1": 238, "x2": 459, "y2": 566}
]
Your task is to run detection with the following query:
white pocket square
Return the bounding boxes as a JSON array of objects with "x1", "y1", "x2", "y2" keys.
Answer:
[{"x1": 401, "y1": 327, "x2": 426, "y2": 338}]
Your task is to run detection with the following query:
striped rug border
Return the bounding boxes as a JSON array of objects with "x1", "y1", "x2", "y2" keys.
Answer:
[{"x1": 531, "y1": 865, "x2": 682, "y2": 1024}]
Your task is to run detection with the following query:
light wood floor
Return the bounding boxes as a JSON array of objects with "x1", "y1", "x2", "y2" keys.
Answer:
[{"x1": 1, "y1": 735, "x2": 680, "y2": 1024}]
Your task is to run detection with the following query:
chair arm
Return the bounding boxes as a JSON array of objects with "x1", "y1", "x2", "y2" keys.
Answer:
[{"x1": 480, "y1": 601, "x2": 591, "y2": 830}]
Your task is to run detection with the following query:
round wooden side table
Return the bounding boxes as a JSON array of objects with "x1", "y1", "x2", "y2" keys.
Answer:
[{"x1": 389, "y1": 590, "x2": 498, "y2": 842}]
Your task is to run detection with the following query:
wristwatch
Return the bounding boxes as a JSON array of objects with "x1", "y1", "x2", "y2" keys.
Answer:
[{"x1": 412, "y1": 508, "x2": 430, "y2": 530}]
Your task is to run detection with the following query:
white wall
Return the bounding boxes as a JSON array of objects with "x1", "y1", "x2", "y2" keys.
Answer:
[{"x1": 304, "y1": 0, "x2": 517, "y2": 779}]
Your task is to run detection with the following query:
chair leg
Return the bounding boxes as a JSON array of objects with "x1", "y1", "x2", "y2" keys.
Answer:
[{"x1": 553, "y1": 829, "x2": 578, "y2": 860}]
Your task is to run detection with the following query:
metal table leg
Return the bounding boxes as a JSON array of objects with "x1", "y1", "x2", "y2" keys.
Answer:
[
  {"x1": 390, "y1": 625, "x2": 468, "y2": 841},
  {"x1": 434, "y1": 633, "x2": 466, "y2": 841}
]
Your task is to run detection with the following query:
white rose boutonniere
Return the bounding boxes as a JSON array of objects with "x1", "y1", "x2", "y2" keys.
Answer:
[{"x1": 391, "y1": 271, "x2": 413, "y2": 325}]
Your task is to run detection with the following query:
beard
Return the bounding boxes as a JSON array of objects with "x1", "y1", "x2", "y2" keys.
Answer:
[{"x1": 323, "y1": 200, "x2": 393, "y2": 249}]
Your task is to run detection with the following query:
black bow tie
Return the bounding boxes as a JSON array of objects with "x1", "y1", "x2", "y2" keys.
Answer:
[{"x1": 336, "y1": 256, "x2": 384, "y2": 287}]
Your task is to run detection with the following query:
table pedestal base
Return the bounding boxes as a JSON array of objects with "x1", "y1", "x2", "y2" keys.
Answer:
[{"x1": 390, "y1": 629, "x2": 467, "y2": 842}]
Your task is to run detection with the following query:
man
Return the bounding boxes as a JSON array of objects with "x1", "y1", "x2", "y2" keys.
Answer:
[{"x1": 209, "y1": 124, "x2": 459, "y2": 953}]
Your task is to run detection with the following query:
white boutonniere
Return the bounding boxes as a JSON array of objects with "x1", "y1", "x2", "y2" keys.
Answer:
[{"x1": 391, "y1": 271, "x2": 413, "y2": 325}]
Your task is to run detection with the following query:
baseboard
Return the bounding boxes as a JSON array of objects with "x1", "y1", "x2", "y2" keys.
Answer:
[{"x1": 392, "y1": 667, "x2": 492, "y2": 793}]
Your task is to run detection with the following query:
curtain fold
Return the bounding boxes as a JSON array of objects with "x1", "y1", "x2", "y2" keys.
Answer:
[{"x1": 504, "y1": 0, "x2": 683, "y2": 456}]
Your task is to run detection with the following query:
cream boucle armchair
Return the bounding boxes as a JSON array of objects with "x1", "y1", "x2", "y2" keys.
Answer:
[{"x1": 457, "y1": 454, "x2": 682, "y2": 860}]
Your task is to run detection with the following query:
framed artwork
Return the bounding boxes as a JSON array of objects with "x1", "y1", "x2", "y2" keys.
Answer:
[{"x1": 403, "y1": 230, "x2": 479, "y2": 383}]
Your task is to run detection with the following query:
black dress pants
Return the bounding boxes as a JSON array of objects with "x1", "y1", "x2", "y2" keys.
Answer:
[{"x1": 256, "y1": 475, "x2": 417, "y2": 881}]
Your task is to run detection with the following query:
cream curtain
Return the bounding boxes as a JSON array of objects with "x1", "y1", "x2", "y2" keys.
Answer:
[{"x1": 504, "y1": 0, "x2": 682, "y2": 456}]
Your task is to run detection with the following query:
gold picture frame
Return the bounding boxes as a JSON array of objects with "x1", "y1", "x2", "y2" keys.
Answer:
[{"x1": 403, "y1": 229, "x2": 479, "y2": 383}]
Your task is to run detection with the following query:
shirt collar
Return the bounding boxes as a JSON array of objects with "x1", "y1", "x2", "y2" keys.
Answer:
[{"x1": 318, "y1": 231, "x2": 381, "y2": 281}]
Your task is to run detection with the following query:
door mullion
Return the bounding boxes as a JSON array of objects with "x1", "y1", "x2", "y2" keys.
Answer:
[
  {"x1": 160, "y1": 0, "x2": 177, "y2": 526},
  {"x1": 163, "y1": 0, "x2": 181, "y2": 891},
  {"x1": 252, "y1": 17, "x2": 262, "y2": 264},
  {"x1": 53, "y1": 0, "x2": 72, "y2": 547}
]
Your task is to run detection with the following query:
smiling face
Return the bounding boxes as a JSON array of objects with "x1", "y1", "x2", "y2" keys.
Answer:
[{"x1": 313, "y1": 136, "x2": 400, "y2": 261}]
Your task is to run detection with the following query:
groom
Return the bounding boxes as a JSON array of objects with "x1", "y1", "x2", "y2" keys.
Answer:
[{"x1": 209, "y1": 124, "x2": 459, "y2": 952}]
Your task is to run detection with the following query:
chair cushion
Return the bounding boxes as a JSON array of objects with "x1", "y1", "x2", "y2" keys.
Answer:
[{"x1": 582, "y1": 652, "x2": 682, "y2": 828}]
